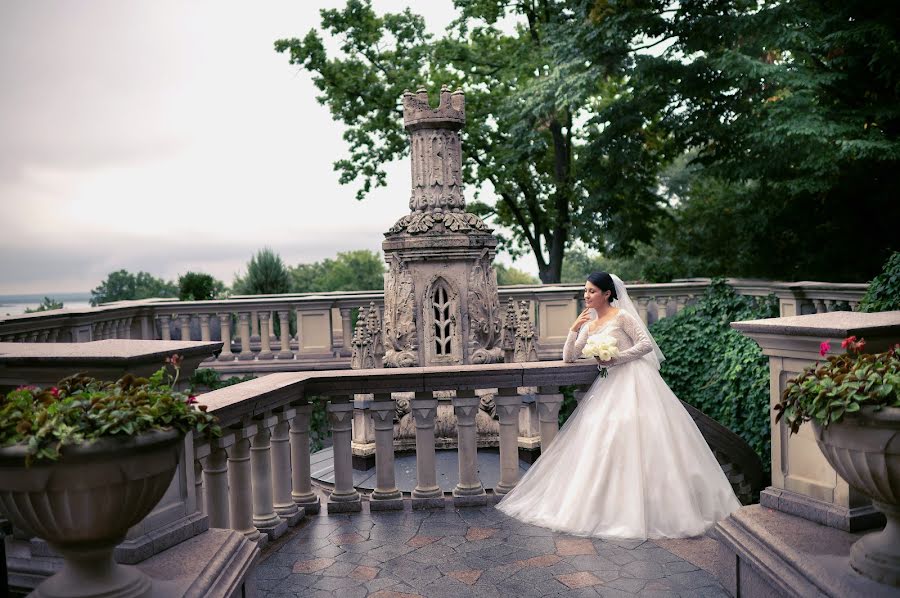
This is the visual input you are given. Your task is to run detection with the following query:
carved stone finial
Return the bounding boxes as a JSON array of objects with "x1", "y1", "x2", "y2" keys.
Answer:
[
  {"x1": 513, "y1": 300, "x2": 539, "y2": 363},
  {"x1": 500, "y1": 297, "x2": 517, "y2": 362}
]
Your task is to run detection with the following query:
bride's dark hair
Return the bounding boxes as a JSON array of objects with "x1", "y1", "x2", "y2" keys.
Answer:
[{"x1": 586, "y1": 271, "x2": 618, "y2": 302}]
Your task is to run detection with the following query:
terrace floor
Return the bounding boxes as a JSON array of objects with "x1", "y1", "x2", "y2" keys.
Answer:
[{"x1": 250, "y1": 496, "x2": 732, "y2": 598}]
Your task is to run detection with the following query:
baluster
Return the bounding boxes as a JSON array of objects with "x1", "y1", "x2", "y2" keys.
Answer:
[
  {"x1": 849, "y1": 300, "x2": 859, "y2": 312},
  {"x1": 27, "y1": 331, "x2": 39, "y2": 342},
  {"x1": 38, "y1": 330, "x2": 50, "y2": 343},
  {"x1": 824, "y1": 299, "x2": 836, "y2": 312},
  {"x1": 237, "y1": 312, "x2": 254, "y2": 360},
  {"x1": 158, "y1": 315, "x2": 172, "y2": 341},
  {"x1": 495, "y1": 387, "x2": 522, "y2": 495},
  {"x1": 370, "y1": 394, "x2": 403, "y2": 510},
  {"x1": 453, "y1": 389, "x2": 486, "y2": 505},
  {"x1": 116, "y1": 318, "x2": 126, "y2": 339},
  {"x1": 48, "y1": 329, "x2": 59, "y2": 342},
  {"x1": 290, "y1": 403, "x2": 321, "y2": 513},
  {"x1": 655, "y1": 297, "x2": 669, "y2": 321},
  {"x1": 326, "y1": 398, "x2": 362, "y2": 512},
  {"x1": 179, "y1": 314, "x2": 192, "y2": 341},
  {"x1": 257, "y1": 312, "x2": 274, "y2": 360},
  {"x1": 339, "y1": 307, "x2": 353, "y2": 357},
  {"x1": 203, "y1": 444, "x2": 231, "y2": 528},
  {"x1": 411, "y1": 391, "x2": 443, "y2": 507},
  {"x1": 194, "y1": 458, "x2": 205, "y2": 516},
  {"x1": 675, "y1": 295, "x2": 688, "y2": 313},
  {"x1": 813, "y1": 299, "x2": 826, "y2": 314},
  {"x1": 271, "y1": 412, "x2": 303, "y2": 525},
  {"x1": 250, "y1": 311, "x2": 260, "y2": 344},
  {"x1": 199, "y1": 314, "x2": 211, "y2": 342},
  {"x1": 123, "y1": 317, "x2": 133, "y2": 339},
  {"x1": 636, "y1": 298, "x2": 650, "y2": 324},
  {"x1": 537, "y1": 387, "x2": 564, "y2": 449},
  {"x1": 276, "y1": 310, "x2": 293, "y2": 359},
  {"x1": 227, "y1": 433, "x2": 262, "y2": 542},
  {"x1": 250, "y1": 418, "x2": 288, "y2": 539},
  {"x1": 217, "y1": 313, "x2": 235, "y2": 361}
]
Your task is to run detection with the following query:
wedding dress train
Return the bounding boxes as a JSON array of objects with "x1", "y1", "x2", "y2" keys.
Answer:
[{"x1": 496, "y1": 308, "x2": 741, "y2": 539}]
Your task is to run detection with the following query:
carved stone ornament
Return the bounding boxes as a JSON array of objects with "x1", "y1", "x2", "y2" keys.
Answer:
[
  {"x1": 514, "y1": 300, "x2": 539, "y2": 363},
  {"x1": 350, "y1": 314, "x2": 375, "y2": 370},
  {"x1": 500, "y1": 297, "x2": 517, "y2": 358},
  {"x1": 365, "y1": 302, "x2": 384, "y2": 365},
  {"x1": 467, "y1": 252, "x2": 503, "y2": 364},
  {"x1": 387, "y1": 209, "x2": 492, "y2": 236},
  {"x1": 423, "y1": 275, "x2": 462, "y2": 365},
  {"x1": 383, "y1": 254, "x2": 418, "y2": 368}
]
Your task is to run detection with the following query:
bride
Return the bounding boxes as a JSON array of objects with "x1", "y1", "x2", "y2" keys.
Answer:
[{"x1": 496, "y1": 272, "x2": 741, "y2": 539}]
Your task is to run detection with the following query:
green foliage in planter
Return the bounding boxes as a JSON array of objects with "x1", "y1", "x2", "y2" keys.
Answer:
[
  {"x1": 860, "y1": 251, "x2": 900, "y2": 313},
  {"x1": 650, "y1": 280, "x2": 779, "y2": 470},
  {"x1": 775, "y1": 340, "x2": 900, "y2": 434},
  {"x1": 0, "y1": 358, "x2": 220, "y2": 464}
]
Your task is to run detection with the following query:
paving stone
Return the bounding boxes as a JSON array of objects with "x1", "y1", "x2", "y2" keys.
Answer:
[
  {"x1": 365, "y1": 577, "x2": 402, "y2": 593},
  {"x1": 436, "y1": 535, "x2": 467, "y2": 548},
  {"x1": 556, "y1": 538, "x2": 598, "y2": 556},
  {"x1": 369, "y1": 589, "x2": 424, "y2": 598},
  {"x1": 567, "y1": 555, "x2": 620, "y2": 573},
  {"x1": 446, "y1": 569, "x2": 482, "y2": 585},
  {"x1": 312, "y1": 575, "x2": 364, "y2": 591},
  {"x1": 465, "y1": 527, "x2": 498, "y2": 541},
  {"x1": 621, "y1": 560, "x2": 666, "y2": 580},
  {"x1": 320, "y1": 560, "x2": 359, "y2": 577},
  {"x1": 602, "y1": 576, "x2": 648, "y2": 593},
  {"x1": 313, "y1": 544, "x2": 346, "y2": 558},
  {"x1": 665, "y1": 569, "x2": 719, "y2": 590},
  {"x1": 515, "y1": 553, "x2": 563, "y2": 568},
  {"x1": 292, "y1": 557, "x2": 334, "y2": 574},
  {"x1": 269, "y1": 573, "x2": 321, "y2": 592},
  {"x1": 632, "y1": 547, "x2": 684, "y2": 564},
  {"x1": 343, "y1": 539, "x2": 389, "y2": 553},
  {"x1": 349, "y1": 564, "x2": 381, "y2": 581},
  {"x1": 595, "y1": 587, "x2": 639, "y2": 598},
  {"x1": 406, "y1": 535, "x2": 440, "y2": 548},
  {"x1": 662, "y1": 560, "x2": 699, "y2": 574},
  {"x1": 250, "y1": 563, "x2": 292, "y2": 580},
  {"x1": 556, "y1": 571, "x2": 604, "y2": 589},
  {"x1": 330, "y1": 531, "x2": 368, "y2": 545}
]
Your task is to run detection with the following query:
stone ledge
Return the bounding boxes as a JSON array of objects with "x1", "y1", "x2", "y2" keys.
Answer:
[
  {"x1": 714, "y1": 504, "x2": 896, "y2": 598},
  {"x1": 761, "y1": 486, "x2": 884, "y2": 532}
]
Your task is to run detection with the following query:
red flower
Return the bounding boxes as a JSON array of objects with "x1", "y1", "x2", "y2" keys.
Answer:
[
  {"x1": 187, "y1": 395, "x2": 198, "y2": 405},
  {"x1": 841, "y1": 336, "x2": 857, "y2": 349},
  {"x1": 49, "y1": 387, "x2": 59, "y2": 398},
  {"x1": 854, "y1": 339, "x2": 866, "y2": 354},
  {"x1": 819, "y1": 341, "x2": 830, "y2": 357}
]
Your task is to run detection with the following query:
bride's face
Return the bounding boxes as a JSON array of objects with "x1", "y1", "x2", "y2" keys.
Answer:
[{"x1": 583, "y1": 281, "x2": 609, "y2": 308}]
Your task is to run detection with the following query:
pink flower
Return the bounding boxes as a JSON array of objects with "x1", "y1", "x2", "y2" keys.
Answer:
[
  {"x1": 187, "y1": 395, "x2": 198, "y2": 405},
  {"x1": 819, "y1": 341, "x2": 830, "y2": 357},
  {"x1": 854, "y1": 339, "x2": 866, "y2": 354},
  {"x1": 841, "y1": 336, "x2": 857, "y2": 350},
  {"x1": 49, "y1": 387, "x2": 59, "y2": 398}
]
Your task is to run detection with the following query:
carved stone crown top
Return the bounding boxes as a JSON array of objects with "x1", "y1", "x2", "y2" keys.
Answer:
[{"x1": 403, "y1": 86, "x2": 465, "y2": 131}]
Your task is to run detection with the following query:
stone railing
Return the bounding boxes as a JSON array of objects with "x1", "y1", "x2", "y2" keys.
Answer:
[
  {"x1": 0, "y1": 280, "x2": 868, "y2": 374},
  {"x1": 192, "y1": 361, "x2": 597, "y2": 543}
]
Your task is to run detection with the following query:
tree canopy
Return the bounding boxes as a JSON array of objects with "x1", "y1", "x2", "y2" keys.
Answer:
[
  {"x1": 232, "y1": 248, "x2": 292, "y2": 296},
  {"x1": 90, "y1": 270, "x2": 178, "y2": 306},
  {"x1": 178, "y1": 272, "x2": 226, "y2": 301},
  {"x1": 275, "y1": 0, "x2": 668, "y2": 283},
  {"x1": 277, "y1": 0, "x2": 899, "y2": 283},
  {"x1": 290, "y1": 250, "x2": 386, "y2": 292}
]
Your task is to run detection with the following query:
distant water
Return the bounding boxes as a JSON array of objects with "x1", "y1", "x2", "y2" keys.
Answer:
[{"x1": 0, "y1": 292, "x2": 92, "y2": 317}]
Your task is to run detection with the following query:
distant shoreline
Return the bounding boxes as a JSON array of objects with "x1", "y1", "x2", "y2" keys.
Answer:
[{"x1": 0, "y1": 292, "x2": 92, "y2": 317}]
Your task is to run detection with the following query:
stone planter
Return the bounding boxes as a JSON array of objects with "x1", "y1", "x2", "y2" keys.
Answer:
[
  {"x1": 813, "y1": 407, "x2": 900, "y2": 586},
  {"x1": 0, "y1": 429, "x2": 183, "y2": 598}
]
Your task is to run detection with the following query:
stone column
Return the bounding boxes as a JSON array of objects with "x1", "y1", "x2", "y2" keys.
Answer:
[
  {"x1": 179, "y1": 314, "x2": 192, "y2": 341},
  {"x1": 824, "y1": 299, "x2": 836, "y2": 312},
  {"x1": 203, "y1": 445, "x2": 231, "y2": 529},
  {"x1": 257, "y1": 312, "x2": 274, "y2": 360},
  {"x1": 370, "y1": 394, "x2": 403, "y2": 510},
  {"x1": 290, "y1": 404, "x2": 321, "y2": 513},
  {"x1": 250, "y1": 421, "x2": 288, "y2": 540},
  {"x1": 537, "y1": 387, "x2": 564, "y2": 449},
  {"x1": 637, "y1": 298, "x2": 650, "y2": 324},
  {"x1": 411, "y1": 392, "x2": 443, "y2": 507},
  {"x1": 276, "y1": 310, "x2": 293, "y2": 359},
  {"x1": 217, "y1": 313, "x2": 235, "y2": 361},
  {"x1": 250, "y1": 311, "x2": 260, "y2": 343},
  {"x1": 227, "y1": 435, "x2": 261, "y2": 542},
  {"x1": 850, "y1": 300, "x2": 860, "y2": 312},
  {"x1": 452, "y1": 390, "x2": 487, "y2": 505},
  {"x1": 676, "y1": 295, "x2": 688, "y2": 313},
  {"x1": 271, "y1": 414, "x2": 303, "y2": 526},
  {"x1": 655, "y1": 297, "x2": 669, "y2": 321},
  {"x1": 327, "y1": 399, "x2": 362, "y2": 512},
  {"x1": 813, "y1": 299, "x2": 826, "y2": 314},
  {"x1": 237, "y1": 312, "x2": 254, "y2": 361},
  {"x1": 199, "y1": 314, "x2": 211, "y2": 342},
  {"x1": 495, "y1": 387, "x2": 522, "y2": 495},
  {"x1": 340, "y1": 307, "x2": 353, "y2": 357},
  {"x1": 158, "y1": 315, "x2": 172, "y2": 341}
]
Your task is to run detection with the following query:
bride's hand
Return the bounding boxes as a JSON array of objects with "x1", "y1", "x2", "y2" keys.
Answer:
[
  {"x1": 595, "y1": 356, "x2": 614, "y2": 367},
  {"x1": 571, "y1": 308, "x2": 592, "y2": 333}
]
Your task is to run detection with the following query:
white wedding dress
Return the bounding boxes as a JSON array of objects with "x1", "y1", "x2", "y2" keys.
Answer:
[{"x1": 496, "y1": 300, "x2": 741, "y2": 539}]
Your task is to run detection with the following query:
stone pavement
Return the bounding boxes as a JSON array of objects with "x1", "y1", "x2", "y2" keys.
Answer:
[{"x1": 250, "y1": 500, "x2": 730, "y2": 597}]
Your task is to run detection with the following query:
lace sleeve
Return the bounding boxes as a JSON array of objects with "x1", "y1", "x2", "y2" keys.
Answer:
[
  {"x1": 562, "y1": 324, "x2": 590, "y2": 363},
  {"x1": 612, "y1": 311, "x2": 653, "y2": 365}
]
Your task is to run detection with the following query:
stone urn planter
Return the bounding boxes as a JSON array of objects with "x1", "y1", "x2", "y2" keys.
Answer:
[
  {"x1": 0, "y1": 428, "x2": 183, "y2": 598},
  {"x1": 813, "y1": 407, "x2": 900, "y2": 586}
]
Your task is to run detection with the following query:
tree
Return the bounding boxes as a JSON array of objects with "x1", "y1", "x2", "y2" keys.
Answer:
[
  {"x1": 232, "y1": 248, "x2": 291, "y2": 296},
  {"x1": 494, "y1": 263, "x2": 539, "y2": 286},
  {"x1": 25, "y1": 297, "x2": 64, "y2": 313},
  {"x1": 290, "y1": 250, "x2": 385, "y2": 292},
  {"x1": 178, "y1": 272, "x2": 226, "y2": 301},
  {"x1": 577, "y1": 0, "x2": 900, "y2": 281},
  {"x1": 275, "y1": 0, "x2": 669, "y2": 283},
  {"x1": 90, "y1": 270, "x2": 177, "y2": 306}
]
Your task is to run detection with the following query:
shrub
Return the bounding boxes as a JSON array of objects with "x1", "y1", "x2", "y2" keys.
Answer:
[
  {"x1": 650, "y1": 280, "x2": 779, "y2": 470},
  {"x1": 859, "y1": 251, "x2": 900, "y2": 313}
]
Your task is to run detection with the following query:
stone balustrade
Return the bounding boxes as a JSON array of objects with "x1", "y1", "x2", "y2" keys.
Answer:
[
  {"x1": 192, "y1": 360, "x2": 598, "y2": 541},
  {"x1": 0, "y1": 280, "x2": 868, "y2": 374}
]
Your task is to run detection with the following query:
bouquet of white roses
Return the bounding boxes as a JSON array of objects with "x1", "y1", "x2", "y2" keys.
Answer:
[{"x1": 582, "y1": 335, "x2": 620, "y2": 378}]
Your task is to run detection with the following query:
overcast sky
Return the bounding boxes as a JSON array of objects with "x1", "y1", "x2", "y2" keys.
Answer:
[{"x1": 0, "y1": 1, "x2": 532, "y2": 295}]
